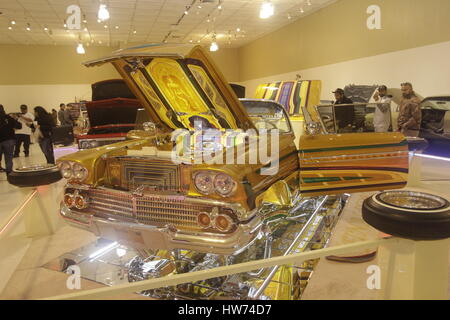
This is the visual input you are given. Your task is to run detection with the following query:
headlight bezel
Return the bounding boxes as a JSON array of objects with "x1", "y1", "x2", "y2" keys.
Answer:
[
  {"x1": 72, "y1": 163, "x2": 89, "y2": 181},
  {"x1": 193, "y1": 171, "x2": 237, "y2": 197},
  {"x1": 59, "y1": 161, "x2": 89, "y2": 183},
  {"x1": 193, "y1": 171, "x2": 215, "y2": 195},
  {"x1": 59, "y1": 161, "x2": 73, "y2": 179},
  {"x1": 213, "y1": 173, "x2": 237, "y2": 197}
]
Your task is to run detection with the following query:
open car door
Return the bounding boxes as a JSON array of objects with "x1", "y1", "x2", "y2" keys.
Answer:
[{"x1": 299, "y1": 104, "x2": 409, "y2": 196}]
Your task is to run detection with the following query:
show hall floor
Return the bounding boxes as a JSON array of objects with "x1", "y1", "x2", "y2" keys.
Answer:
[
  {"x1": 0, "y1": 144, "x2": 77, "y2": 227},
  {"x1": 302, "y1": 185, "x2": 450, "y2": 300},
  {"x1": 1, "y1": 150, "x2": 450, "y2": 299}
]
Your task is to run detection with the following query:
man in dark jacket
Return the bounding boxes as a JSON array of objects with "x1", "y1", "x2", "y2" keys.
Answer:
[
  {"x1": 0, "y1": 105, "x2": 22, "y2": 174},
  {"x1": 398, "y1": 82, "x2": 422, "y2": 137},
  {"x1": 333, "y1": 88, "x2": 355, "y2": 133},
  {"x1": 58, "y1": 103, "x2": 72, "y2": 127}
]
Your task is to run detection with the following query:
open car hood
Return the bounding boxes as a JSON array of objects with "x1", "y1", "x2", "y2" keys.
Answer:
[
  {"x1": 85, "y1": 98, "x2": 141, "y2": 127},
  {"x1": 421, "y1": 96, "x2": 450, "y2": 111},
  {"x1": 83, "y1": 44, "x2": 255, "y2": 131}
]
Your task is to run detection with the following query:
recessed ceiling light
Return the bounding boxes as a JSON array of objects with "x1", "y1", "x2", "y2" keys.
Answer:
[
  {"x1": 44, "y1": 26, "x2": 48, "y2": 31},
  {"x1": 11, "y1": 20, "x2": 16, "y2": 25},
  {"x1": 98, "y1": 4, "x2": 110, "y2": 21},
  {"x1": 76, "y1": 43, "x2": 85, "y2": 54},
  {"x1": 133, "y1": 30, "x2": 137, "y2": 34},
  {"x1": 115, "y1": 25, "x2": 119, "y2": 29},
  {"x1": 236, "y1": 27, "x2": 241, "y2": 32},
  {"x1": 210, "y1": 41, "x2": 219, "y2": 52},
  {"x1": 26, "y1": 23, "x2": 31, "y2": 31},
  {"x1": 84, "y1": 27, "x2": 88, "y2": 32},
  {"x1": 260, "y1": 0, "x2": 274, "y2": 19},
  {"x1": 104, "y1": 25, "x2": 108, "y2": 29},
  {"x1": 8, "y1": 26, "x2": 12, "y2": 30}
]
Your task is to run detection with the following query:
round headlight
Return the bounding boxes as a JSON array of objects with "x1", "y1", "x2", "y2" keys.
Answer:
[
  {"x1": 64, "y1": 193, "x2": 74, "y2": 208},
  {"x1": 214, "y1": 214, "x2": 234, "y2": 232},
  {"x1": 80, "y1": 141, "x2": 89, "y2": 149},
  {"x1": 60, "y1": 161, "x2": 73, "y2": 179},
  {"x1": 214, "y1": 173, "x2": 236, "y2": 196},
  {"x1": 72, "y1": 163, "x2": 88, "y2": 181},
  {"x1": 197, "y1": 212, "x2": 211, "y2": 229},
  {"x1": 74, "y1": 194, "x2": 88, "y2": 210},
  {"x1": 194, "y1": 172, "x2": 214, "y2": 195},
  {"x1": 89, "y1": 141, "x2": 99, "y2": 148}
]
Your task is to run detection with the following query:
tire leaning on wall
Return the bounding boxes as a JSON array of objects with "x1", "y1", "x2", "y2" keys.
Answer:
[
  {"x1": 7, "y1": 164, "x2": 62, "y2": 188},
  {"x1": 362, "y1": 191, "x2": 450, "y2": 241}
]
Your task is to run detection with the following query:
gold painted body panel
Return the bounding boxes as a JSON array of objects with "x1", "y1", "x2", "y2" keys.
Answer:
[{"x1": 299, "y1": 133, "x2": 409, "y2": 196}]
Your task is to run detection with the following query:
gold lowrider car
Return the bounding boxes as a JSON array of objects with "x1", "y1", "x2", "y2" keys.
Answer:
[{"x1": 57, "y1": 44, "x2": 409, "y2": 299}]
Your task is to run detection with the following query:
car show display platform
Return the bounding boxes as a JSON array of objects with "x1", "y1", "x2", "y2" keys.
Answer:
[{"x1": 1, "y1": 152, "x2": 450, "y2": 300}]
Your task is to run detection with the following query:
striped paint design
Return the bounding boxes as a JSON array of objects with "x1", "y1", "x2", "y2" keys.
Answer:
[{"x1": 301, "y1": 140, "x2": 408, "y2": 154}]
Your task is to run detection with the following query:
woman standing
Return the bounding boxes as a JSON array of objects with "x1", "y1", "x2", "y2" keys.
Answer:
[
  {"x1": 0, "y1": 105, "x2": 22, "y2": 174},
  {"x1": 34, "y1": 106, "x2": 56, "y2": 164},
  {"x1": 51, "y1": 109, "x2": 58, "y2": 126}
]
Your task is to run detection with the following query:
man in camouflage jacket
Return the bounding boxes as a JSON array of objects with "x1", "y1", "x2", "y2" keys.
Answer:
[{"x1": 398, "y1": 82, "x2": 422, "y2": 137}]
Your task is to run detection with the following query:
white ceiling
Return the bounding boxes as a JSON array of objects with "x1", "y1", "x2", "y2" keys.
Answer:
[{"x1": 0, "y1": 0, "x2": 336, "y2": 48}]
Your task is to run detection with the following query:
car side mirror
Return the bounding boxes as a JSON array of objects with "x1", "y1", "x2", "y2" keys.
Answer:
[
  {"x1": 306, "y1": 121, "x2": 321, "y2": 135},
  {"x1": 142, "y1": 121, "x2": 156, "y2": 133}
]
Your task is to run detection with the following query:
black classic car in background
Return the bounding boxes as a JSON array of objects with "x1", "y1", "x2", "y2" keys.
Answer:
[{"x1": 419, "y1": 96, "x2": 450, "y2": 157}]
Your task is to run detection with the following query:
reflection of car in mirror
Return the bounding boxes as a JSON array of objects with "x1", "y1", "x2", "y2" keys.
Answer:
[{"x1": 53, "y1": 44, "x2": 409, "y2": 300}]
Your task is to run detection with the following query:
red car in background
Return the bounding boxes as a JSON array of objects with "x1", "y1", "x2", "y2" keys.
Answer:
[{"x1": 76, "y1": 79, "x2": 141, "y2": 149}]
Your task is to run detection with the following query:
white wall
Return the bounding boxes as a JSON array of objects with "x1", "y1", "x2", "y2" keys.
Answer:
[
  {"x1": 0, "y1": 84, "x2": 92, "y2": 113},
  {"x1": 241, "y1": 41, "x2": 450, "y2": 101}
]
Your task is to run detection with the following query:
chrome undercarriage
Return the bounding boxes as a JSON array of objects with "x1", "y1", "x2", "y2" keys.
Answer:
[{"x1": 123, "y1": 194, "x2": 348, "y2": 300}]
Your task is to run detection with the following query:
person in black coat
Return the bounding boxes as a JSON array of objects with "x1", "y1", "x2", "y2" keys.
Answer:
[
  {"x1": 333, "y1": 88, "x2": 355, "y2": 133},
  {"x1": 34, "y1": 106, "x2": 56, "y2": 164},
  {"x1": 0, "y1": 104, "x2": 22, "y2": 174}
]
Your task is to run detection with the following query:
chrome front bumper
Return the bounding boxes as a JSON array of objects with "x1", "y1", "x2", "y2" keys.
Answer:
[{"x1": 60, "y1": 200, "x2": 262, "y2": 255}]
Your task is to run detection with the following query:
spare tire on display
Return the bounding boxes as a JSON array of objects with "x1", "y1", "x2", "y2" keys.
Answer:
[
  {"x1": 362, "y1": 191, "x2": 450, "y2": 240},
  {"x1": 7, "y1": 164, "x2": 62, "y2": 188}
]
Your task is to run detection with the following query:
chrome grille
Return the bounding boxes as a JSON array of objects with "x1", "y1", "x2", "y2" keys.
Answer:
[
  {"x1": 85, "y1": 188, "x2": 223, "y2": 231},
  {"x1": 88, "y1": 189, "x2": 134, "y2": 220},
  {"x1": 135, "y1": 195, "x2": 214, "y2": 229},
  {"x1": 119, "y1": 157, "x2": 183, "y2": 192}
]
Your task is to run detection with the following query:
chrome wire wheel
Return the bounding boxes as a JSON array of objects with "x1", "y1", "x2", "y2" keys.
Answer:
[
  {"x1": 376, "y1": 191, "x2": 448, "y2": 211},
  {"x1": 8, "y1": 163, "x2": 62, "y2": 188},
  {"x1": 13, "y1": 164, "x2": 57, "y2": 173},
  {"x1": 363, "y1": 190, "x2": 450, "y2": 240}
]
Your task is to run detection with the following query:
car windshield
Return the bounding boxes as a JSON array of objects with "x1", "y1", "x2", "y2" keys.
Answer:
[
  {"x1": 241, "y1": 100, "x2": 292, "y2": 134},
  {"x1": 316, "y1": 103, "x2": 394, "y2": 134}
]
